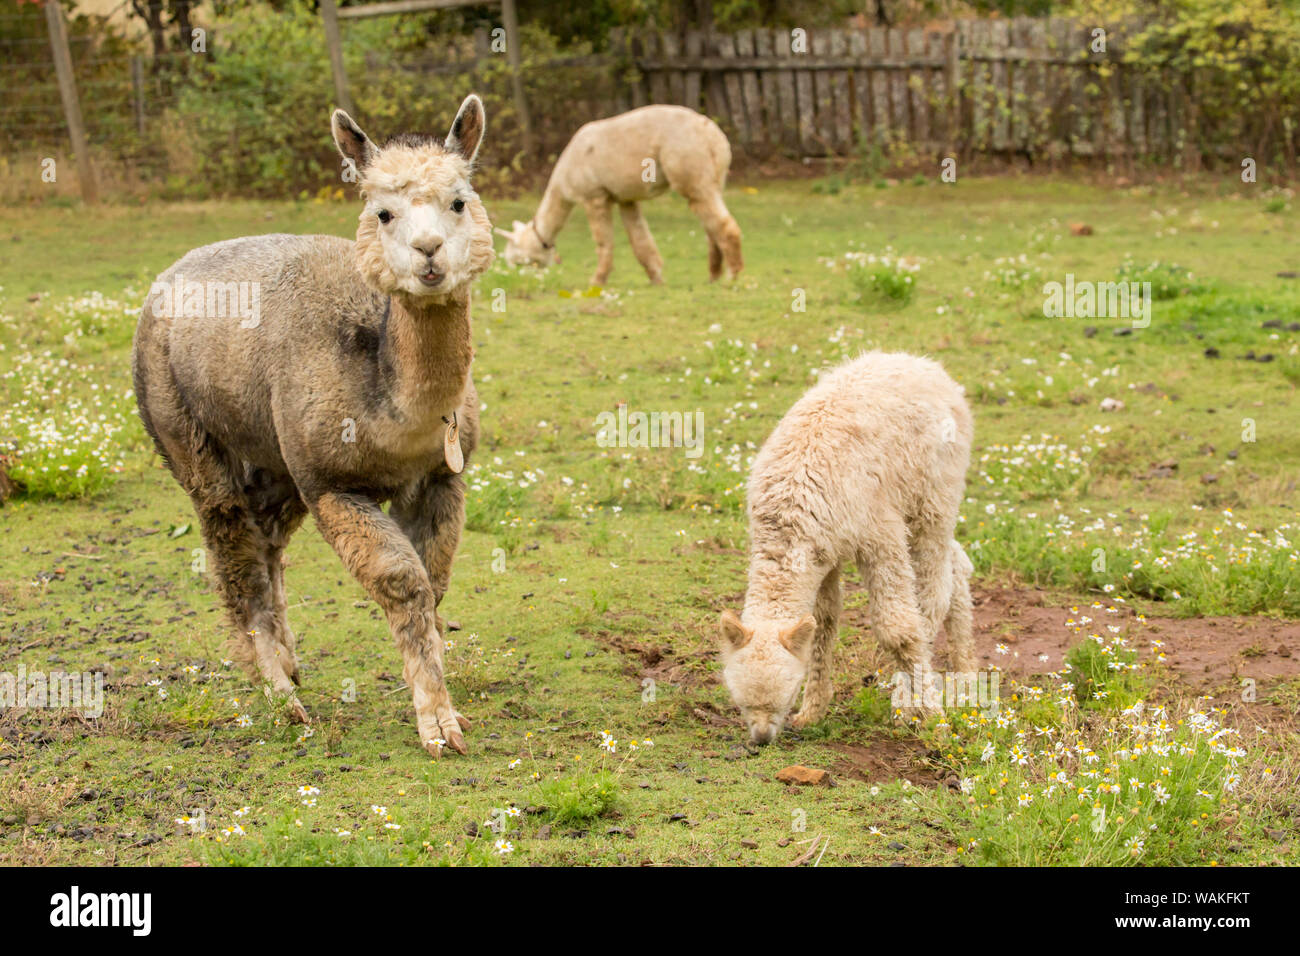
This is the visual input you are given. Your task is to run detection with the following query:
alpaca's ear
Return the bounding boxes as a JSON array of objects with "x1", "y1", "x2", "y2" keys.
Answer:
[
  {"x1": 332, "y1": 109, "x2": 377, "y2": 174},
  {"x1": 718, "y1": 611, "x2": 752, "y2": 653},
  {"x1": 512, "y1": 219, "x2": 527, "y2": 231},
  {"x1": 446, "y1": 94, "x2": 486, "y2": 164},
  {"x1": 777, "y1": 616, "x2": 816, "y2": 658}
]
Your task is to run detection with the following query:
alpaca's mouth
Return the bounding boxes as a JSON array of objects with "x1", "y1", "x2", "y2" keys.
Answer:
[{"x1": 418, "y1": 269, "x2": 445, "y2": 288}]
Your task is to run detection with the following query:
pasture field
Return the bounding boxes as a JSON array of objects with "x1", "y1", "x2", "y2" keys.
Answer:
[{"x1": 1, "y1": 176, "x2": 1298, "y2": 866}]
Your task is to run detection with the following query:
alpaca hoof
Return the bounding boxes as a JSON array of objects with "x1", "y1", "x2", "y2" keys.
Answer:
[
  {"x1": 454, "y1": 711, "x2": 472, "y2": 732},
  {"x1": 424, "y1": 732, "x2": 467, "y2": 758},
  {"x1": 789, "y1": 710, "x2": 818, "y2": 730},
  {"x1": 289, "y1": 697, "x2": 310, "y2": 723}
]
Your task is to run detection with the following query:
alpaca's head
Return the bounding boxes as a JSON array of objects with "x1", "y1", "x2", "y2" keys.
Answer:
[
  {"x1": 332, "y1": 95, "x2": 494, "y2": 300},
  {"x1": 495, "y1": 219, "x2": 559, "y2": 269},
  {"x1": 716, "y1": 610, "x2": 816, "y2": 745}
]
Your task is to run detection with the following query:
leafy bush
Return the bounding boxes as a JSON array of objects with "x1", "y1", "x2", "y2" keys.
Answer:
[
  {"x1": 1076, "y1": 0, "x2": 1300, "y2": 166},
  {"x1": 165, "y1": 1, "x2": 618, "y2": 198}
]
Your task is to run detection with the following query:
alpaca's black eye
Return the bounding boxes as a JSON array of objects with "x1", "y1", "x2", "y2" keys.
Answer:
[
  {"x1": 451, "y1": 198, "x2": 466, "y2": 214},
  {"x1": 377, "y1": 209, "x2": 392, "y2": 224}
]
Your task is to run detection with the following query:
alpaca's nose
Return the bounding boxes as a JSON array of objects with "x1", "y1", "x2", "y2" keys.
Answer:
[
  {"x1": 411, "y1": 237, "x2": 442, "y2": 258},
  {"x1": 748, "y1": 721, "x2": 778, "y2": 746}
]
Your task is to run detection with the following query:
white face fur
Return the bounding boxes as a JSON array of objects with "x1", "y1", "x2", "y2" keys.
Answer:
[
  {"x1": 364, "y1": 180, "x2": 482, "y2": 298},
  {"x1": 497, "y1": 219, "x2": 558, "y2": 269},
  {"x1": 332, "y1": 95, "x2": 492, "y2": 301},
  {"x1": 718, "y1": 613, "x2": 815, "y2": 745}
]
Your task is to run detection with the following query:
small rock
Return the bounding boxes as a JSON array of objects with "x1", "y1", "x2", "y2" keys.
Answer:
[
  {"x1": 888, "y1": 841, "x2": 906, "y2": 851},
  {"x1": 1201, "y1": 473, "x2": 1219, "y2": 484},
  {"x1": 536, "y1": 824, "x2": 551, "y2": 840},
  {"x1": 740, "y1": 839, "x2": 759, "y2": 849},
  {"x1": 775, "y1": 765, "x2": 832, "y2": 787},
  {"x1": 1069, "y1": 222, "x2": 1093, "y2": 236},
  {"x1": 1204, "y1": 347, "x2": 1220, "y2": 358}
]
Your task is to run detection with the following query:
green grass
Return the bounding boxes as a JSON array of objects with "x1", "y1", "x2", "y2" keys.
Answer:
[{"x1": 0, "y1": 176, "x2": 1297, "y2": 866}]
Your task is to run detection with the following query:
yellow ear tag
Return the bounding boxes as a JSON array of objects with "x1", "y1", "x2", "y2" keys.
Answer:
[{"x1": 443, "y1": 412, "x2": 464, "y2": 474}]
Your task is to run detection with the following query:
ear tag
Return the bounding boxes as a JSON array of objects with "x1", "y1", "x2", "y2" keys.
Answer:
[{"x1": 443, "y1": 412, "x2": 464, "y2": 474}]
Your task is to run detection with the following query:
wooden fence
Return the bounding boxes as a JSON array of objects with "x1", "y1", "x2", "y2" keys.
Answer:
[{"x1": 612, "y1": 18, "x2": 1193, "y2": 161}]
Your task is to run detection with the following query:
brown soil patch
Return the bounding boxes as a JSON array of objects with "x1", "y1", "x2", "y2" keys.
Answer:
[
  {"x1": 965, "y1": 587, "x2": 1300, "y2": 694},
  {"x1": 823, "y1": 738, "x2": 948, "y2": 787},
  {"x1": 836, "y1": 581, "x2": 1300, "y2": 698}
]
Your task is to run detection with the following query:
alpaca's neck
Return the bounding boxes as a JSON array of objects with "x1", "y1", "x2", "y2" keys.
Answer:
[
  {"x1": 534, "y1": 181, "x2": 574, "y2": 245},
  {"x1": 382, "y1": 291, "x2": 474, "y2": 423},
  {"x1": 741, "y1": 550, "x2": 820, "y2": 623}
]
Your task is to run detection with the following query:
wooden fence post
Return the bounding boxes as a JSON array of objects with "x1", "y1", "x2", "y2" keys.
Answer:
[
  {"x1": 130, "y1": 54, "x2": 145, "y2": 137},
  {"x1": 501, "y1": 0, "x2": 534, "y2": 152},
  {"x1": 320, "y1": 0, "x2": 356, "y2": 116},
  {"x1": 44, "y1": 0, "x2": 97, "y2": 205}
]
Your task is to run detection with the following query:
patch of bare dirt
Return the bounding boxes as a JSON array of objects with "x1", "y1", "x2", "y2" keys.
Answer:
[
  {"x1": 966, "y1": 587, "x2": 1300, "y2": 693},
  {"x1": 823, "y1": 738, "x2": 949, "y2": 787},
  {"x1": 597, "y1": 630, "x2": 715, "y2": 690}
]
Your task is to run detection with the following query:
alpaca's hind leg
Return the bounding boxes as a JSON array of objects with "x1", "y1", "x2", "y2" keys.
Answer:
[
  {"x1": 199, "y1": 504, "x2": 306, "y2": 719},
  {"x1": 585, "y1": 197, "x2": 615, "y2": 285},
  {"x1": 310, "y1": 490, "x2": 467, "y2": 757},
  {"x1": 265, "y1": 546, "x2": 298, "y2": 684},
  {"x1": 791, "y1": 565, "x2": 842, "y2": 729},
  {"x1": 909, "y1": 518, "x2": 959, "y2": 666},
  {"x1": 859, "y1": 525, "x2": 938, "y2": 715},
  {"x1": 945, "y1": 542, "x2": 976, "y2": 675},
  {"x1": 617, "y1": 201, "x2": 664, "y2": 284},
  {"x1": 250, "y1": 480, "x2": 307, "y2": 685},
  {"x1": 687, "y1": 193, "x2": 743, "y2": 279},
  {"x1": 707, "y1": 237, "x2": 724, "y2": 280}
]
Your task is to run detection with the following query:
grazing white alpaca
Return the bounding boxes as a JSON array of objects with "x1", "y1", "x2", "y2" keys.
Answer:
[
  {"x1": 717, "y1": 352, "x2": 976, "y2": 745},
  {"x1": 496, "y1": 105, "x2": 742, "y2": 284}
]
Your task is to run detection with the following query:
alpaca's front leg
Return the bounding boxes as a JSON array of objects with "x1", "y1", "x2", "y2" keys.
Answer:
[
  {"x1": 585, "y1": 198, "x2": 615, "y2": 285},
  {"x1": 618, "y1": 201, "x2": 664, "y2": 284},
  {"x1": 391, "y1": 472, "x2": 469, "y2": 658},
  {"x1": 791, "y1": 565, "x2": 841, "y2": 729},
  {"x1": 311, "y1": 490, "x2": 469, "y2": 757}
]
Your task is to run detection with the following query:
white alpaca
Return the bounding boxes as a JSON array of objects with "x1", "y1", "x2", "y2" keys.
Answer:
[
  {"x1": 496, "y1": 105, "x2": 742, "y2": 284},
  {"x1": 717, "y1": 352, "x2": 976, "y2": 745}
]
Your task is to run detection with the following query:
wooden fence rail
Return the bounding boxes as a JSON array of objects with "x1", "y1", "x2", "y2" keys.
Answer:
[{"x1": 611, "y1": 18, "x2": 1193, "y2": 162}]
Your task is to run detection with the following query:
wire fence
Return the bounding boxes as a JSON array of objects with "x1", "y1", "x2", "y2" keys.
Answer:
[{"x1": 3, "y1": 4, "x2": 1297, "y2": 203}]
